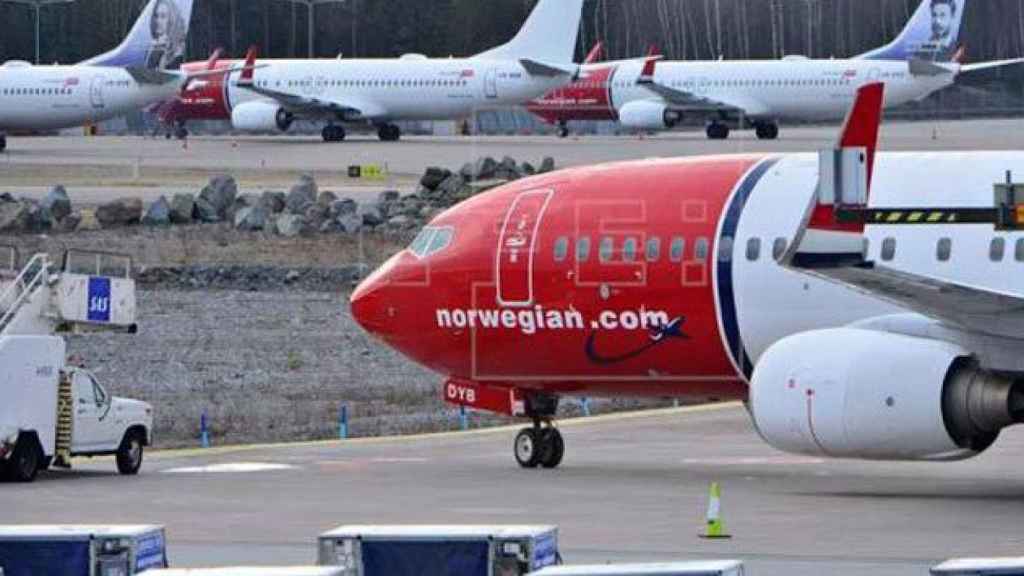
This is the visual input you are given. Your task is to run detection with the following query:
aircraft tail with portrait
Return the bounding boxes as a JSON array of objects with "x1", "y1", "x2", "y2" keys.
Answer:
[
  {"x1": 857, "y1": 0, "x2": 966, "y2": 61},
  {"x1": 81, "y1": 0, "x2": 195, "y2": 70}
]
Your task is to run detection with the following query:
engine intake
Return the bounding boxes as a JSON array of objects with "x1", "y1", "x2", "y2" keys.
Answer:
[
  {"x1": 618, "y1": 100, "x2": 680, "y2": 130},
  {"x1": 749, "y1": 328, "x2": 1023, "y2": 461},
  {"x1": 230, "y1": 101, "x2": 294, "y2": 133}
]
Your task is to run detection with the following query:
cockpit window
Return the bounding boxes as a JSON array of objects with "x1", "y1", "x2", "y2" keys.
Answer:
[
  {"x1": 426, "y1": 227, "x2": 454, "y2": 255},
  {"x1": 408, "y1": 226, "x2": 454, "y2": 258},
  {"x1": 409, "y1": 228, "x2": 434, "y2": 257}
]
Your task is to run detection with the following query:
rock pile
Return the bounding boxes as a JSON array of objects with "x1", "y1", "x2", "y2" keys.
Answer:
[{"x1": 0, "y1": 155, "x2": 557, "y2": 236}]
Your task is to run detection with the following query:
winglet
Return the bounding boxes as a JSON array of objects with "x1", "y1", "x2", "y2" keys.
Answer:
[
  {"x1": 205, "y1": 48, "x2": 224, "y2": 71},
  {"x1": 584, "y1": 42, "x2": 604, "y2": 65},
  {"x1": 239, "y1": 46, "x2": 258, "y2": 86},
  {"x1": 837, "y1": 82, "x2": 884, "y2": 189},
  {"x1": 784, "y1": 83, "x2": 885, "y2": 268},
  {"x1": 637, "y1": 55, "x2": 661, "y2": 85},
  {"x1": 646, "y1": 44, "x2": 661, "y2": 58}
]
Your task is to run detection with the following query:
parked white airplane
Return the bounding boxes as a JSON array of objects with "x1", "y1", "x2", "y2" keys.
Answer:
[
  {"x1": 225, "y1": 0, "x2": 585, "y2": 142},
  {"x1": 530, "y1": 0, "x2": 1024, "y2": 140},
  {"x1": 0, "y1": 0, "x2": 201, "y2": 152}
]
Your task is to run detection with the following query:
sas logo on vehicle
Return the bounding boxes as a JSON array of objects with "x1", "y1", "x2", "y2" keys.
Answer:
[
  {"x1": 445, "y1": 381, "x2": 476, "y2": 404},
  {"x1": 87, "y1": 277, "x2": 111, "y2": 323}
]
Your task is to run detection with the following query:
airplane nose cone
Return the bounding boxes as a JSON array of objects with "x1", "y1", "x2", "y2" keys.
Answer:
[{"x1": 350, "y1": 272, "x2": 390, "y2": 335}]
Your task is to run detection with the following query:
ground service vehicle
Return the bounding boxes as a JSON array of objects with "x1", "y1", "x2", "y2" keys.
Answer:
[{"x1": 0, "y1": 249, "x2": 149, "y2": 482}]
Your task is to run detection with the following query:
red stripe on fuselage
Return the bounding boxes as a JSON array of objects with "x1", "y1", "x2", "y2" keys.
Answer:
[{"x1": 354, "y1": 155, "x2": 768, "y2": 401}]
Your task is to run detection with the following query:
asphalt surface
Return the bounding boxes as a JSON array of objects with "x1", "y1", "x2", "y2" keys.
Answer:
[
  {"x1": 3, "y1": 118, "x2": 1024, "y2": 204},
  {"x1": 4, "y1": 404, "x2": 1023, "y2": 575}
]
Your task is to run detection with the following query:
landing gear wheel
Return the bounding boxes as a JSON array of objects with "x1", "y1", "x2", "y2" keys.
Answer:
[
  {"x1": 514, "y1": 428, "x2": 541, "y2": 468},
  {"x1": 174, "y1": 123, "x2": 189, "y2": 140},
  {"x1": 116, "y1": 432, "x2": 144, "y2": 475},
  {"x1": 706, "y1": 122, "x2": 730, "y2": 140},
  {"x1": 10, "y1": 439, "x2": 40, "y2": 483},
  {"x1": 377, "y1": 123, "x2": 401, "y2": 142},
  {"x1": 322, "y1": 125, "x2": 346, "y2": 142},
  {"x1": 538, "y1": 428, "x2": 565, "y2": 469},
  {"x1": 557, "y1": 122, "x2": 569, "y2": 139},
  {"x1": 0, "y1": 135, "x2": 6, "y2": 153},
  {"x1": 755, "y1": 122, "x2": 779, "y2": 140}
]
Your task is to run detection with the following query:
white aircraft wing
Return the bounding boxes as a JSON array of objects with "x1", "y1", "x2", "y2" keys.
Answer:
[
  {"x1": 782, "y1": 82, "x2": 1024, "y2": 340},
  {"x1": 234, "y1": 47, "x2": 386, "y2": 121},
  {"x1": 635, "y1": 57, "x2": 762, "y2": 116},
  {"x1": 794, "y1": 262, "x2": 1024, "y2": 339}
]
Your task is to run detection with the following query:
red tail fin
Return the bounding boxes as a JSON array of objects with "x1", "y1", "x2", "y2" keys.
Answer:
[{"x1": 646, "y1": 44, "x2": 661, "y2": 57}]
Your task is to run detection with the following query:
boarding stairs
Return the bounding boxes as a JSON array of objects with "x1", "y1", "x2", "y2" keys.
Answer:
[{"x1": 0, "y1": 246, "x2": 137, "y2": 338}]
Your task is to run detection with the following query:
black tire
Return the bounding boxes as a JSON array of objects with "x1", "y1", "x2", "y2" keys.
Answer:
[
  {"x1": 10, "y1": 437, "x2": 41, "y2": 483},
  {"x1": 0, "y1": 135, "x2": 6, "y2": 152},
  {"x1": 514, "y1": 428, "x2": 541, "y2": 468},
  {"x1": 538, "y1": 428, "x2": 565, "y2": 469},
  {"x1": 116, "y1": 431, "x2": 144, "y2": 476},
  {"x1": 175, "y1": 126, "x2": 189, "y2": 140},
  {"x1": 706, "y1": 123, "x2": 730, "y2": 140},
  {"x1": 558, "y1": 124, "x2": 569, "y2": 138},
  {"x1": 755, "y1": 122, "x2": 779, "y2": 140}
]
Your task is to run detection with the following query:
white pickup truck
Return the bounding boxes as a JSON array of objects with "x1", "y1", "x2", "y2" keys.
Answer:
[{"x1": 0, "y1": 335, "x2": 154, "y2": 482}]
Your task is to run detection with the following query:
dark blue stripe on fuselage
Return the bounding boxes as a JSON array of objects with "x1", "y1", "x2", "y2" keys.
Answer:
[{"x1": 716, "y1": 157, "x2": 780, "y2": 381}]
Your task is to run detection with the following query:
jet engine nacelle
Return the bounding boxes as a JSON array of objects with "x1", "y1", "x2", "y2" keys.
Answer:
[
  {"x1": 230, "y1": 101, "x2": 294, "y2": 133},
  {"x1": 618, "y1": 100, "x2": 680, "y2": 130},
  {"x1": 749, "y1": 328, "x2": 1024, "y2": 461}
]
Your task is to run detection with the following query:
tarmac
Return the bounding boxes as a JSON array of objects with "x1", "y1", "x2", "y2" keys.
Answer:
[
  {"x1": 3, "y1": 118, "x2": 1024, "y2": 204},
  {"x1": 3, "y1": 403, "x2": 1024, "y2": 575}
]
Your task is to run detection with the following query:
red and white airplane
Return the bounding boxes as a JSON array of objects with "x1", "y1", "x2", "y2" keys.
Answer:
[
  {"x1": 153, "y1": 0, "x2": 584, "y2": 142},
  {"x1": 528, "y1": 0, "x2": 1024, "y2": 140},
  {"x1": 351, "y1": 83, "x2": 1024, "y2": 468}
]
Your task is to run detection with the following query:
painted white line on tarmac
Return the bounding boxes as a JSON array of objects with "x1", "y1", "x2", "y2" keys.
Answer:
[{"x1": 163, "y1": 462, "x2": 299, "y2": 474}]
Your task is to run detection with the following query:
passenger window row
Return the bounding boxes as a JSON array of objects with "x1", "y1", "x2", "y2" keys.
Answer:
[
  {"x1": 880, "y1": 236, "x2": 1024, "y2": 263},
  {"x1": 2, "y1": 87, "x2": 73, "y2": 96},
  {"x1": 554, "y1": 235, "x2": 719, "y2": 264}
]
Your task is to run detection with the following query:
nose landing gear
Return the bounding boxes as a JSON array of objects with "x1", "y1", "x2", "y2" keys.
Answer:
[
  {"x1": 514, "y1": 423, "x2": 564, "y2": 469},
  {"x1": 377, "y1": 123, "x2": 401, "y2": 142},
  {"x1": 513, "y1": 393, "x2": 563, "y2": 469},
  {"x1": 0, "y1": 134, "x2": 7, "y2": 153},
  {"x1": 322, "y1": 124, "x2": 346, "y2": 142}
]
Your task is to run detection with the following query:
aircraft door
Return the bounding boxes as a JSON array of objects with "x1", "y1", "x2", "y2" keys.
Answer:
[
  {"x1": 496, "y1": 189, "x2": 553, "y2": 306},
  {"x1": 485, "y1": 68, "x2": 498, "y2": 99},
  {"x1": 89, "y1": 75, "x2": 105, "y2": 109}
]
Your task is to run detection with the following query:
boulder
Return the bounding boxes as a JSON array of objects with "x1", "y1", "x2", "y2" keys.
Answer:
[
  {"x1": 286, "y1": 175, "x2": 318, "y2": 214},
  {"x1": 0, "y1": 201, "x2": 30, "y2": 232},
  {"x1": 55, "y1": 211, "x2": 82, "y2": 233},
  {"x1": 458, "y1": 162, "x2": 475, "y2": 181},
  {"x1": 196, "y1": 175, "x2": 238, "y2": 222},
  {"x1": 234, "y1": 206, "x2": 267, "y2": 231},
  {"x1": 420, "y1": 167, "x2": 452, "y2": 191},
  {"x1": 387, "y1": 215, "x2": 414, "y2": 229},
  {"x1": 329, "y1": 199, "x2": 357, "y2": 218},
  {"x1": 23, "y1": 200, "x2": 48, "y2": 230},
  {"x1": 0, "y1": 192, "x2": 14, "y2": 203},
  {"x1": 317, "y1": 190, "x2": 338, "y2": 207},
  {"x1": 495, "y1": 156, "x2": 521, "y2": 180},
  {"x1": 260, "y1": 190, "x2": 286, "y2": 214},
  {"x1": 470, "y1": 157, "x2": 498, "y2": 181},
  {"x1": 337, "y1": 213, "x2": 362, "y2": 234},
  {"x1": 42, "y1": 185, "x2": 72, "y2": 222},
  {"x1": 520, "y1": 161, "x2": 536, "y2": 176},
  {"x1": 377, "y1": 190, "x2": 400, "y2": 204},
  {"x1": 170, "y1": 193, "x2": 196, "y2": 224},
  {"x1": 96, "y1": 197, "x2": 143, "y2": 227},
  {"x1": 275, "y1": 213, "x2": 311, "y2": 237},
  {"x1": 539, "y1": 157, "x2": 556, "y2": 174},
  {"x1": 142, "y1": 196, "x2": 172, "y2": 226},
  {"x1": 76, "y1": 209, "x2": 101, "y2": 232},
  {"x1": 358, "y1": 204, "x2": 383, "y2": 227}
]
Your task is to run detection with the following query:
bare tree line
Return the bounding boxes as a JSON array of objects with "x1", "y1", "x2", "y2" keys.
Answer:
[{"x1": 2, "y1": 0, "x2": 1024, "y2": 66}]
